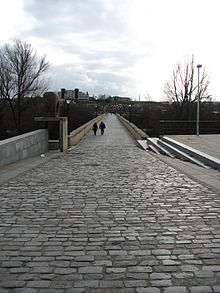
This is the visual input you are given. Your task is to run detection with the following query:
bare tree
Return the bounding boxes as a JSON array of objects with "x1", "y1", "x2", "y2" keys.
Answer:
[
  {"x1": 0, "y1": 40, "x2": 50, "y2": 133},
  {"x1": 164, "y1": 55, "x2": 211, "y2": 119},
  {"x1": 144, "y1": 93, "x2": 152, "y2": 102}
]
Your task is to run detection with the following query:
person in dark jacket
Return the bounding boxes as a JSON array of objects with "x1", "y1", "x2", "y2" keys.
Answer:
[
  {"x1": 99, "y1": 121, "x2": 106, "y2": 135},
  {"x1": 92, "y1": 122, "x2": 98, "y2": 135}
]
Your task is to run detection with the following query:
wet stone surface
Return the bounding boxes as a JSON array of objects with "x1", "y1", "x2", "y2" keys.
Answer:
[{"x1": 0, "y1": 114, "x2": 220, "y2": 292}]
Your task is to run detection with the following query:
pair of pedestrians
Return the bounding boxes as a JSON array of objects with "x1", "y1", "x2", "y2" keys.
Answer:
[{"x1": 92, "y1": 121, "x2": 105, "y2": 135}]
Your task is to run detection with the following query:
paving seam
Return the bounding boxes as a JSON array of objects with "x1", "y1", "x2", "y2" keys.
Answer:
[
  {"x1": 144, "y1": 147, "x2": 220, "y2": 193},
  {"x1": 0, "y1": 151, "x2": 63, "y2": 185}
]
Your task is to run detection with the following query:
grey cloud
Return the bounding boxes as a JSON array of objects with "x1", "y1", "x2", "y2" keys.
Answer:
[
  {"x1": 46, "y1": 42, "x2": 151, "y2": 96},
  {"x1": 48, "y1": 63, "x2": 133, "y2": 96},
  {"x1": 3, "y1": 0, "x2": 219, "y2": 101},
  {"x1": 22, "y1": 0, "x2": 128, "y2": 39},
  {"x1": 19, "y1": 0, "x2": 155, "y2": 97},
  {"x1": 51, "y1": 36, "x2": 153, "y2": 71}
]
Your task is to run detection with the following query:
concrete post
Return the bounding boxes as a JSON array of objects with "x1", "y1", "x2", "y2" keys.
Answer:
[{"x1": 59, "y1": 117, "x2": 68, "y2": 152}]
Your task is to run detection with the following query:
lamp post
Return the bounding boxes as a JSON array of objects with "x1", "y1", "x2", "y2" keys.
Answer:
[
  {"x1": 95, "y1": 105, "x2": 98, "y2": 117},
  {"x1": 196, "y1": 64, "x2": 202, "y2": 136},
  {"x1": 129, "y1": 104, "x2": 131, "y2": 122},
  {"x1": 66, "y1": 99, "x2": 71, "y2": 134}
]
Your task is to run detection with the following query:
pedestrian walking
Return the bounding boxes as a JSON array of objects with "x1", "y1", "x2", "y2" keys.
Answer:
[
  {"x1": 92, "y1": 122, "x2": 98, "y2": 135},
  {"x1": 99, "y1": 121, "x2": 106, "y2": 135}
]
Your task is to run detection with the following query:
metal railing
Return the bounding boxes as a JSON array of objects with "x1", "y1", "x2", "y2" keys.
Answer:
[{"x1": 159, "y1": 120, "x2": 220, "y2": 136}]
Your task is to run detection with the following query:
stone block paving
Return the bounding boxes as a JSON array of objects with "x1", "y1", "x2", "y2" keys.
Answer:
[{"x1": 0, "y1": 114, "x2": 220, "y2": 292}]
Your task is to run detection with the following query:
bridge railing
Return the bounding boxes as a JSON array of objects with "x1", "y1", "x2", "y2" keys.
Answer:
[{"x1": 159, "y1": 120, "x2": 220, "y2": 136}]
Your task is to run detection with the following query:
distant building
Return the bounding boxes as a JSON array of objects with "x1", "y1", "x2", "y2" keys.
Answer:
[
  {"x1": 113, "y1": 96, "x2": 131, "y2": 102},
  {"x1": 98, "y1": 94, "x2": 111, "y2": 100},
  {"x1": 78, "y1": 91, "x2": 89, "y2": 101},
  {"x1": 58, "y1": 89, "x2": 89, "y2": 101},
  {"x1": 97, "y1": 95, "x2": 132, "y2": 102}
]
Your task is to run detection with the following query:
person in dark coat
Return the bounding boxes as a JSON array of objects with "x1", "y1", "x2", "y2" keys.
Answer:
[
  {"x1": 99, "y1": 121, "x2": 106, "y2": 135},
  {"x1": 92, "y1": 122, "x2": 98, "y2": 135}
]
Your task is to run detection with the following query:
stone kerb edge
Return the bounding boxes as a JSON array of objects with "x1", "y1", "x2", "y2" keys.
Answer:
[{"x1": 163, "y1": 136, "x2": 220, "y2": 171}]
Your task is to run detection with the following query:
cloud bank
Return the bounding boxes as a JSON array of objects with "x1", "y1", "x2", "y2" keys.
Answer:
[{"x1": 1, "y1": 0, "x2": 220, "y2": 100}]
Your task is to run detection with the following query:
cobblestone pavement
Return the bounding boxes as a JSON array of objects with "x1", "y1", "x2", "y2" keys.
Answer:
[{"x1": 0, "y1": 114, "x2": 220, "y2": 293}]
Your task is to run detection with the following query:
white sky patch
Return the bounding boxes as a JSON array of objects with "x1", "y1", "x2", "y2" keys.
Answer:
[
  {"x1": 0, "y1": 0, "x2": 38, "y2": 43},
  {"x1": 0, "y1": 0, "x2": 23, "y2": 42}
]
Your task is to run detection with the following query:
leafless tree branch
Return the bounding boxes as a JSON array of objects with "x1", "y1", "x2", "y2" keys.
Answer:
[
  {"x1": 0, "y1": 40, "x2": 50, "y2": 132},
  {"x1": 163, "y1": 55, "x2": 211, "y2": 119}
]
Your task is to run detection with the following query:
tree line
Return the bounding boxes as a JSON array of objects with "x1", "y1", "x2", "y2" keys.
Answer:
[
  {"x1": 164, "y1": 55, "x2": 211, "y2": 120},
  {"x1": 0, "y1": 40, "x2": 218, "y2": 140},
  {"x1": 0, "y1": 40, "x2": 97, "y2": 140},
  {"x1": 122, "y1": 100, "x2": 218, "y2": 137},
  {"x1": 0, "y1": 40, "x2": 49, "y2": 134}
]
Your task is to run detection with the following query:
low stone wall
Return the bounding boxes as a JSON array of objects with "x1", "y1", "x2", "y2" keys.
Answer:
[
  {"x1": 0, "y1": 129, "x2": 48, "y2": 167},
  {"x1": 116, "y1": 114, "x2": 148, "y2": 140},
  {"x1": 68, "y1": 114, "x2": 106, "y2": 146}
]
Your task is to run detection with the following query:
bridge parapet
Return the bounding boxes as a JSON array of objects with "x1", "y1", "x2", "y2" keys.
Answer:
[
  {"x1": 116, "y1": 114, "x2": 148, "y2": 140},
  {"x1": 35, "y1": 116, "x2": 68, "y2": 152},
  {"x1": 0, "y1": 129, "x2": 48, "y2": 168},
  {"x1": 68, "y1": 114, "x2": 106, "y2": 146}
]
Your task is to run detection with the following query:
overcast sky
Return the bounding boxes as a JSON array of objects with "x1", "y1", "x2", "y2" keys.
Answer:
[{"x1": 1, "y1": 0, "x2": 220, "y2": 101}]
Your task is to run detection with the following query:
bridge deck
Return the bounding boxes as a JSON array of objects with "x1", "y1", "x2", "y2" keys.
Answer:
[{"x1": 0, "y1": 114, "x2": 219, "y2": 292}]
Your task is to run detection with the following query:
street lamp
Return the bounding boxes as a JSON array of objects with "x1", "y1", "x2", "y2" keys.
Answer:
[
  {"x1": 95, "y1": 105, "x2": 98, "y2": 117},
  {"x1": 129, "y1": 104, "x2": 131, "y2": 122},
  {"x1": 66, "y1": 99, "x2": 71, "y2": 134},
  {"x1": 196, "y1": 64, "x2": 202, "y2": 136}
]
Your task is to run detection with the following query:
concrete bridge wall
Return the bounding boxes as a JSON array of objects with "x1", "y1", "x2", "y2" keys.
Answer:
[{"x1": 0, "y1": 129, "x2": 48, "y2": 167}]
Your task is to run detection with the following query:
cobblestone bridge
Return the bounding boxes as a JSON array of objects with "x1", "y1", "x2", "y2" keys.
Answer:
[{"x1": 0, "y1": 114, "x2": 219, "y2": 292}]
